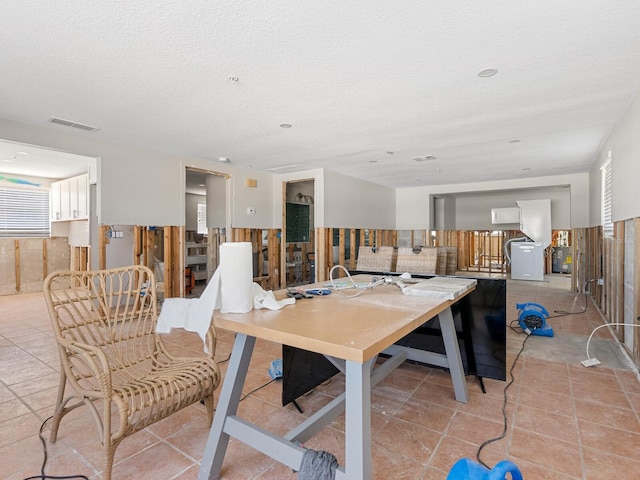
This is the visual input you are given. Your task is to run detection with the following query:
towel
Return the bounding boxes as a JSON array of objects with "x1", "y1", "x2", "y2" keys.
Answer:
[
  {"x1": 156, "y1": 268, "x2": 294, "y2": 352},
  {"x1": 298, "y1": 449, "x2": 339, "y2": 480}
]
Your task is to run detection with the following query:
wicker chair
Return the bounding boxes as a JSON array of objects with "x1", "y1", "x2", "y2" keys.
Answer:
[{"x1": 43, "y1": 265, "x2": 220, "y2": 480}]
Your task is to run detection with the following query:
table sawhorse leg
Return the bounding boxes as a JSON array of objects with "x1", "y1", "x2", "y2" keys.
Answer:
[
  {"x1": 438, "y1": 307, "x2": 469, "y2": 403},
  {"x1": 198, "y1": 333, "x2": 255, "y2": 480},
  {"x1": 343, "y1": 358, "x2": 374, "y2": 479}
]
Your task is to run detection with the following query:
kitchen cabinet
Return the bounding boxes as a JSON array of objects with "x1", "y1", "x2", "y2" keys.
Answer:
[{"x1": 51, "y1": 174, "x2": 89, "y2": 221}]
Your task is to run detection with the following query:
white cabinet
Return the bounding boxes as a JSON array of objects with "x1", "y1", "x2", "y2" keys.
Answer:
[
  {"x1": 70, "y1": 174, "x2": 88, "y2": 219},
  {"x1": 51, "y1": 174, "x2": 89, "y2": 221},
  {"x1": 51, "y1": 181, "x2": 62, "y2": 221}
]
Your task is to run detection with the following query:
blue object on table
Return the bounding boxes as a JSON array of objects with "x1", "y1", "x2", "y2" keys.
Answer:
[
  {"x1": 304, "y1": 288, "x2": 332, "y2": 295},
  {"x1": 447, "y1": 459, "x2": 523, "y2": 480}
]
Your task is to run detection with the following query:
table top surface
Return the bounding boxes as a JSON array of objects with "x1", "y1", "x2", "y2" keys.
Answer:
[{"x1": 213, "y1": 275, "x2": 476, "y2": 363}]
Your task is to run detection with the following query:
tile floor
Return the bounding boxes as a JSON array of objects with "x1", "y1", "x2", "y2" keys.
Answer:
[{"x1": 1, "y1": 275, "x2": 640, "y2": 479}]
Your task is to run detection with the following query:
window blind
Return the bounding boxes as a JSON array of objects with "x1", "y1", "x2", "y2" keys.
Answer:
[
  {"x1": 197, "y1": 203, "x2": 207, "y2": 234},
  {"x1": 0, "y1": 186, "x2": 50, "y2": 237},
  {"x1": 601, "y1": 154, "x2": 613, "y2": 238}
]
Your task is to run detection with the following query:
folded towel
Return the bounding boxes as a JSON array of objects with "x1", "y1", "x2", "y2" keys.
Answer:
[{"x1": 298, "y1": 449, "x2": 339, "y2": 480}]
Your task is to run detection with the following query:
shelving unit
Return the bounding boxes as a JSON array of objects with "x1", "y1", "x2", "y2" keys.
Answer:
[{"x1": 185, "y1": 242, "x2": 208, "y2": 282}]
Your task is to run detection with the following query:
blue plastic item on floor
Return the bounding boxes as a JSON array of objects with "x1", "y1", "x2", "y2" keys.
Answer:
[
  {"x1": 516, "y1": 301, "x2": 553, "y2": 337},
  {"x1": 447, "y1": 458, "x2": 523, "y2": 480},
  {"x1": 268, "y1": 359, "x2": 283, "y2": 379}
]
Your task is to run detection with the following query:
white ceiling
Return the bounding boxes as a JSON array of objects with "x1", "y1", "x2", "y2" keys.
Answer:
[{"x1": 2, "y1": 1, "x2": 640, "y2": 189}]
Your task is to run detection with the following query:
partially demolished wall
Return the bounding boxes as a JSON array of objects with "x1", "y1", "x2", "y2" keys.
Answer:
[{"x1": 0, "y1": 237, "x2": 69, "y2": 295}]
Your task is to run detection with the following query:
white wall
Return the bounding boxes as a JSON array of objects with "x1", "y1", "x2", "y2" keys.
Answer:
[
  {"x1": 0, "y1": 118, "x2": 274, "y2": 228},
  {"x1": 590, "y1": 87, "x2": 640, "y2": 226},
  {"x1": 229, "y1": 169, "x2": 273, "y2": 229},
  {"x1": 205, "y1": 174, "x2": 226, "y2": 229},
  {"x1": 396, "y1": 172, "x2": 589, "y2": 230},
  {"x1": 185, "y1": 193, "x2": 204, "y2": 231},
  {"x1": 322, "y1": 169, "x2": 395, "y2": 228},
  {"x1": 453, "y1": 187, "x2": 571, "y2": 231},
  {"x1": 273, "y1": 169, "x2": 395, "y2": 229}
]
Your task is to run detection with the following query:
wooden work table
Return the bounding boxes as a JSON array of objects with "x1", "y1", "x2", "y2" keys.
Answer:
[{"x1": 199, "y1": 275, "x2": 476, "y2": 480}]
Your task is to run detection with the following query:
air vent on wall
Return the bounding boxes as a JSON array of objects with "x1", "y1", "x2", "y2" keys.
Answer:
[{"x1": 48, "y1": 117, "x2": 100, "y2": 132}]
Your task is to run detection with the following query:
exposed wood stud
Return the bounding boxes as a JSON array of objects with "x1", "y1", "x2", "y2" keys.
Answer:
[
  {"x1": 349, "y1": 229, "x2": 357, "y2": 270},
  {"x1": 98, "y1": 224, "x2": 108, "y2": 269},
  {"x1": 14, "y1": 240, "x2": 20, "y2": 293},
  {"x1": 164, "y1": 227, "x2": 173, "y2": 298},
  {"x1": 42, "y1": 239, "x2": 48, "y2": 280}
]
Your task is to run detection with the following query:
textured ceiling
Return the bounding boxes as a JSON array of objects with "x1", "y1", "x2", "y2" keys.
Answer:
[{"x1": 1, "y1": 1, "x2": 640, "y2": 188}]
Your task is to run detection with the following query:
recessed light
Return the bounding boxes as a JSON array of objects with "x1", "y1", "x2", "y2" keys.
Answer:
[
  {"x1": 477, "y1": 68, "x2": 498, "y2": 78},
  {"x1": 508, "y1": 139, "x2": 521, "y2": 143},
  {"x1": 16, "y1": 151, "x2": 29, "y2": 155},
  {"x1": 198, "y1": 184, "x2": 205, "y2": 187},
  {"x1": 218, "y1": 157, "x2": 230, "y2": 163},
  {"x1": 369, "y1": 160, "x2": 378, "y2": 164},
  {"x1": 522, "y1": 167, "x2": 531, "y2": 171},
  {"x1": 279, "y1": 123, "x2": 292, "y2": 129}
]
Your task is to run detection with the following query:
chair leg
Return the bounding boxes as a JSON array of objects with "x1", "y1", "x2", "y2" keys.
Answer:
[
  {"x1": 204, "y1": 392, "x2": 215, "y2": 425},
  {"x1": 49, "y1": 369, "x2": 68, "y2": 443},
  {"x1": 103, "y1": 443, "x2": 117, "y2": 480}
]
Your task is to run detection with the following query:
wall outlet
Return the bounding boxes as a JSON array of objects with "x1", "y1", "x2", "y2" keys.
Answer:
[{"x1": 581, "y1": 357, "x2": 601, "y2": 367}]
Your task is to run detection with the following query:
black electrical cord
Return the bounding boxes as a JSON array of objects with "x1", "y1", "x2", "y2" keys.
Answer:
[
  {"x1": 22, "y1": 416, "x2": 89, "y2": 480},
  {"x1": 33, "y1": 375, "x2": 275, "y2": 480},
  {"x1": 239, "y1": 378, "x2": 278, "y2": 402},
  {"x1": 475, "y1": 332, "x2": 532, "y2": 469},
  {"x1": 550, "y1": 278, "x2": 594, "y2": 317}
]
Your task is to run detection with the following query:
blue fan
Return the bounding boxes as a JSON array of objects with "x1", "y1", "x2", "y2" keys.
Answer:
[{"x1": 517, "y1": 302, "x2": 553, "y2": 337}]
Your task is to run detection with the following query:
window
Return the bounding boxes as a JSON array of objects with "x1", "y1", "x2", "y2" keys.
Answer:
[
  {"x1": 601, "y1": 152, "x2": 613, "y2": 238},
  {"x1": 197, "y1": 203, "x2": 207, "y2": 235},
  {"x1": 0, "y1": 186, "x2": 50, "y2": 237}
]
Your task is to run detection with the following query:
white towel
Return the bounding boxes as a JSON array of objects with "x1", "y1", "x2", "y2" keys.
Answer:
[
  {"x1": 156, "y1": 268, "x2": 294, "y2": 352},
  {"x1": 156, "y1": 268, "x2": 222, "y2": 353}
]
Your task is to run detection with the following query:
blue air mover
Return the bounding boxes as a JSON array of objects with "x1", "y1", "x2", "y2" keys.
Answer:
[
  {"x1": 517, "y1": 302, "x2": 553, "y2": 337},
  {"x1": 447, "y1": 458, "x2": 523, "y2": 480}
]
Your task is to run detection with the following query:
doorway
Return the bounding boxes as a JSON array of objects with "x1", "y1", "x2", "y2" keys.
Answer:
[
  {"x1": 282, "y1": 179, "x2": 315, "y2": 288},
  {"x1": 185, "y1": 167, "x2": 228, "y2": 296}
]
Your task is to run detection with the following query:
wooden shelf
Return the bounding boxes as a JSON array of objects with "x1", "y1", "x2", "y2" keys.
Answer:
[{"x1": 185, "y1": 242, "x2": 207, "y2": 282}]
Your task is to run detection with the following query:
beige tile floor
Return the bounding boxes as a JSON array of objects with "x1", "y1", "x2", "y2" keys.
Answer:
[{"x1": 2, "y1": 275, "x2": 640, "y2": 479}]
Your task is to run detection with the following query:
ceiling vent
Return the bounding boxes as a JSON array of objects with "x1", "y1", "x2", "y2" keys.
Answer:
[
  {"x1": 412, "y1": 155, "x2": 437, "y2": 162},
  {"x1": 268, "y1": 164, "x2": 302, "y2": 173},
  {"x1": 48, "y1": 117, "x2": 100, "y2": 132}
]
